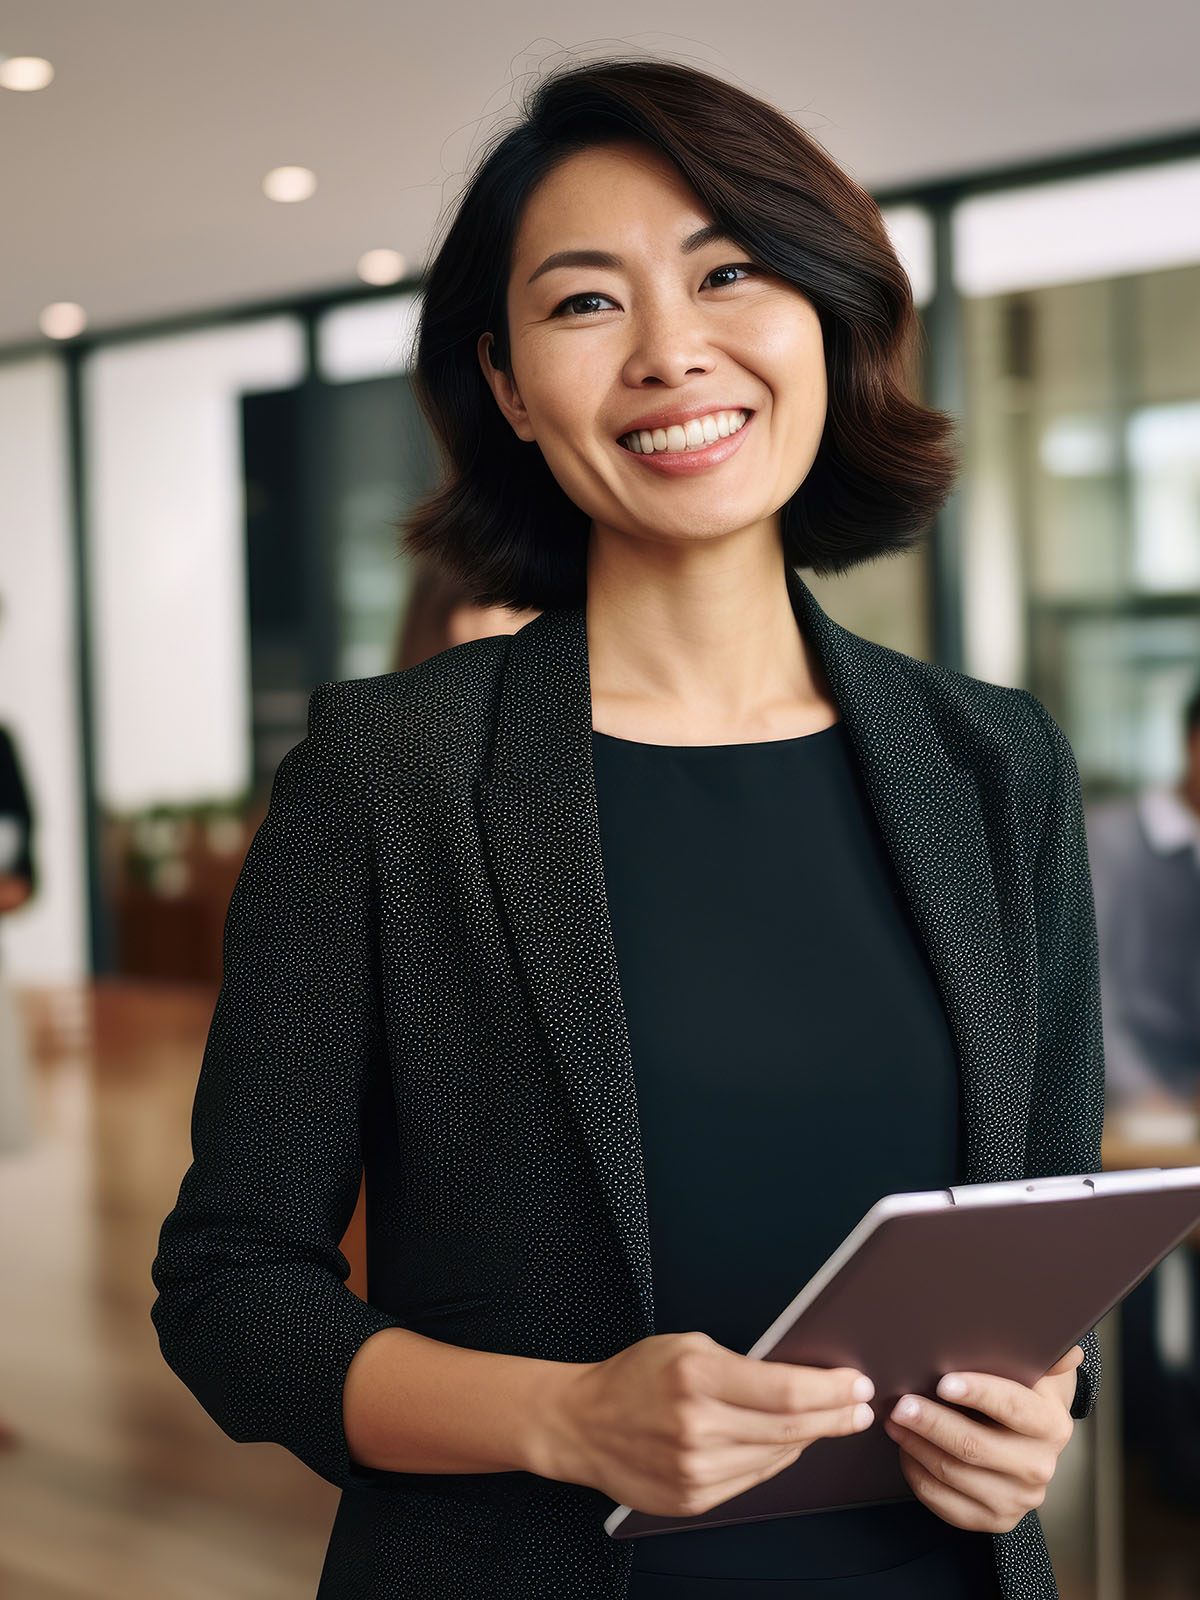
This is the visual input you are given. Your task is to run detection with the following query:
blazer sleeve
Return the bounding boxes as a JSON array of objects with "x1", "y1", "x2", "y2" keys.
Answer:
[
  {"x1": 1018, "y1": 690, "x2": 1107, "y2": 1422},
  {"x1": 149, "y1": 684, "x2": 407, "y2": 1488}
]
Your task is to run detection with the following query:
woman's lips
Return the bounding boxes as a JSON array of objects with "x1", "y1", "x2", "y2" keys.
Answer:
[{"x1": 616, "y1": 410, "x2": 757, "y2": 476}]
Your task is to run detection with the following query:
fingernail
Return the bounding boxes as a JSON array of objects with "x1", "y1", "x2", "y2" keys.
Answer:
[
  {"x1": 938, "y1": 1374, "x2": 967, "y2": 1399},
  {"x1": 893, "y1": 1396, "x2": 919, "y2": 1421},
  {"x1": 854, "y1": 1403, "x2": 874, "y2": 1429},
  {"x1": 852, "y1": 1375, "x2": 875, "y2": 1402}
]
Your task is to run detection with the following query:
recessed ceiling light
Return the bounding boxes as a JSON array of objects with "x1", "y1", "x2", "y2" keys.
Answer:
[
  {"x1": 357, "y1": 249, "x2": 406, "y2": 286},
  {"x1": 39, "y1": 302, "x2": 87, "y2": 339},
  {"x1": 0, "y1": 55, "x2": 54, "y2": 91},
  {"x1": 262, "y1": 166, "x2": 317, "y2": 203}
]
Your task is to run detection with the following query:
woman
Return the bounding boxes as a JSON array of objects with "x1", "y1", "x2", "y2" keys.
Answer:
[{"x1": 150, "y1": 57, "x2": 1103, "y2": 1600}]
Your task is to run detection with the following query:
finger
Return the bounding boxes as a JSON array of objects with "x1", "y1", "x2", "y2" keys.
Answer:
[
  {"x1": 686, "y1": 1396, "x2": 881, "y2": 1513},
  {"x1": 929, "y1": 1369, "x2": 1056, "y2": 1441},
  {"x1": 720, "y1": 1358, "x2": 870, "y2": 1416},
  {"x1": 674, "y1": 1439, "x2": 811, "y2": 1516},
  {"x1": 888, "y1": 1427, "x2": 1035, "y2": 1533},
  {"x1": 887, "y1": 1394, "x2": 1057, "y2": 1483},
  {"x1": 1032, "y1": 1370, "x2": 1080, "y2": 1438},
  {"x1": 1045, "y1": 1345, "x2": 1085, "y2": 1374},
  {"x1": 712, "y1": 1395, "x2": 875, "y2": 1447}
]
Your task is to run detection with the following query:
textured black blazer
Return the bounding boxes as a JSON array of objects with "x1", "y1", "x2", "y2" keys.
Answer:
[{"x1": 150, "y1": 567, "x2": 1105, "y2": 1600}]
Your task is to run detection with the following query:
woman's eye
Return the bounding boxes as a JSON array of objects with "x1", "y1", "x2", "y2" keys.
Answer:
[
  {"x1": 550, "y1": 263, "x2": 758, "y2": 319},
  {"x1": 706, "y1": 263, "x2": 756, "y2": 290}
]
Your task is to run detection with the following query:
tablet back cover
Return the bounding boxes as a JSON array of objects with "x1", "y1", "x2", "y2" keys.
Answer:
[{"x1": 610, "y1": 1173, "x2": 1200, "y2": 1540}]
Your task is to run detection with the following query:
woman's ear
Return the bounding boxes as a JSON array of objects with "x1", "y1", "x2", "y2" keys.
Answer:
[{"x1": 475, "y1": 332, "x2": 534, "y2": 442}]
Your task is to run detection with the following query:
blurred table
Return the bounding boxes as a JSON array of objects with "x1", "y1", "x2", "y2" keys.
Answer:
[{"x1": 1091, "y1": 1109, "x2": 1200, "y2": 1600}]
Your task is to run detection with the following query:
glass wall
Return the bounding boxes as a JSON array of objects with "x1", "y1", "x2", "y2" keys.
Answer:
[
  {"x1": 316, "y1": 293, "x2": 440, "y2": 682},
  {"x1": 957, "y1": 159, "x2": 1200, "y2": 795}
]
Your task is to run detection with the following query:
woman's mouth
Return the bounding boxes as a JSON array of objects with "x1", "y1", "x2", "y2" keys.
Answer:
[
  {"x1": 615, "y1": 408, "x2": 756, "y2": 476},
  {"x1": 618, "y1": 408, "x2": 752, "y2": 454}
]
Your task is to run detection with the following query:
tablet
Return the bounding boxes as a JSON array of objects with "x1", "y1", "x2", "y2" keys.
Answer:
[{"x1": 603, "y1": 1164, "x2": 1200, "y2": 1541}]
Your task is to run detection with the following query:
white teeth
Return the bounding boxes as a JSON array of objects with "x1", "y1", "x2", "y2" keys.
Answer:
[{"x1": 621, "y1": 409, "x2": 750, "y2": 454}]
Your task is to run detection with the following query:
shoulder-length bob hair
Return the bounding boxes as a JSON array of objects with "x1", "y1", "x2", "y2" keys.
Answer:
[{"x1": 398, "y1": 56, "x2": 958, "y2": 613}]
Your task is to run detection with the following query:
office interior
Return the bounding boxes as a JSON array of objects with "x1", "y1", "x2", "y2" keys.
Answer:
[{"x1": 0, "y1": 7, "x2": 1198, "y2": 1598}]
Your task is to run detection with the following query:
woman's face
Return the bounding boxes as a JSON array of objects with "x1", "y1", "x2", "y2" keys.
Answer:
[{"x1": 477, "y1": 139, "x2": 827, "y2": 553}]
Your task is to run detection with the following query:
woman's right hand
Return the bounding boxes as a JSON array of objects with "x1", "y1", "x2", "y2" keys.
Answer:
[{"x1": 548, "y1": 1330, "x2": 875, "y2": 1518}]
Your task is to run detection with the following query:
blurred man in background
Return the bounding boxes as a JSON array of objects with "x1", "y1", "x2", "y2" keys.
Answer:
[
  {"x1": 1086, "y1": 675, "x2": 1200, "y2": 1505},
  {"x1": 1088, "y1": 677, "x2": 1200, "y2": 1111}
]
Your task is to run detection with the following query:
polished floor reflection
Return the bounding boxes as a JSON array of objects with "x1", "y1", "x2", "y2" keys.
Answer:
[{"x1": 0, "y1": 982, "x2": 336, "y2": 1598}]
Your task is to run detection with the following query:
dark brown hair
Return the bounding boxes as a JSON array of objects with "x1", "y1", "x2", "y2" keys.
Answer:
[{"x1": 398, "y1": 56, "x2": 958, "y2": 612}]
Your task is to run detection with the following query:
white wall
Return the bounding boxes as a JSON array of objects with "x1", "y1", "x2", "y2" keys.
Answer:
[{"x1": 85, "y1": 317, "x2": 304, "y2": 812}]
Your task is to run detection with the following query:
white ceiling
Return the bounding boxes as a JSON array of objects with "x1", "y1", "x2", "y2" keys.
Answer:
[{"x1": 2, "y1": 0, "x2": 1198, "y2": 350}]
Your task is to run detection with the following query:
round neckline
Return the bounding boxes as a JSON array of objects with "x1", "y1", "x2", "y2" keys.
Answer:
[{"x1": 591, "y1": 720, "x2": 843, "y2": 751}]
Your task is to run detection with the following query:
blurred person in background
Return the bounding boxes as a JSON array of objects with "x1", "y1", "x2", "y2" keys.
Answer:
[
  {"x1": 0, "y1": 592, "x2": 39, "y2": 1452},
  {"x1": 1087, "y1": 675, "x2": 1200, "y2": 1115},
  {"x1": 0, "y1": 731, "x2": 36, "y2": 1161},
  {"x1": 1085, "y1": 675, "x2": 1200, "y2": 1506},
  {"x1": 389, "y1": 555, "x2": 540, "y2": 672}
]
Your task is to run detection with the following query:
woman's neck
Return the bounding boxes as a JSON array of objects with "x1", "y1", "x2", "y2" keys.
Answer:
[{"x1": 583, "y1": 541, "x2": 837, "y2": 746}]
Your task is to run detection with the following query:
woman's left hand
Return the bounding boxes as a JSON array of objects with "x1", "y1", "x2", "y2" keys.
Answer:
[{"x1": 881, "y1": 1344, "x2": 1084, "y2": 1533}]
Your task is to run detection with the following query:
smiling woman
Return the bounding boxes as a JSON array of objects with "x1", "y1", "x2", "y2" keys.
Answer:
[
  {"x1": 397, "y1": 55, "x2": 958, "y2": 614},
  {"x1": 149, "y1": 50, "x2": 1103, "y2": 1600}
]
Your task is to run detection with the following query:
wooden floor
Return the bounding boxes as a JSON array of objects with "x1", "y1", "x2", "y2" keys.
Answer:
[
  {"x1": 0, "y1": 981, "x2": 336, "y2": 1599},
  {"x1": 0, "y1": 978, "x2": 1195, "y2": 1598}
]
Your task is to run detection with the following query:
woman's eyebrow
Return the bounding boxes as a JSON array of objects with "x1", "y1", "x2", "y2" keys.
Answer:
[{"x1": 525, "y1": 223, "x2": 740, "y2": 286}]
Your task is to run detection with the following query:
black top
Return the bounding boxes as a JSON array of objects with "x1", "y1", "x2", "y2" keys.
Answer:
[{"x1": 591, "y1": 720, "x2": 999, "y2": 1591}]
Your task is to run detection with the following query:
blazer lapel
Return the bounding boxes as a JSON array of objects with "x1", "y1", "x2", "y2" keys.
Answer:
[{"x1": 476, "y1": 568, "x2": 1032, "y2": 1342}]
